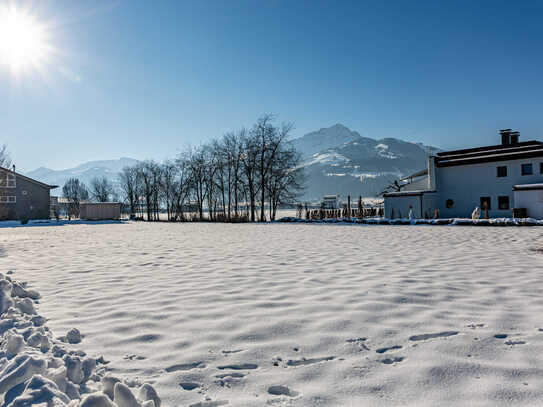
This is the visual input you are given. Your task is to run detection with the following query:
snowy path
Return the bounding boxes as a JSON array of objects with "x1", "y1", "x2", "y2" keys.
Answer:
[{"x1": 2, "y1": 223, "x2": 543, "y2": 406}]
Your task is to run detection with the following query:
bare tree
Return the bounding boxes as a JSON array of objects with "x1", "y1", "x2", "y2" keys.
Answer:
[
  {"x1": 62, "y1": 178, "x2": 89, "y2": 219},
  {"x1": 266, "y1": 144, "x2": 305, "y2": 220},
  {"x1": 240, "y1": 130, "x2": 260, "y2": 222},
  {"x1": 186, "y1": 147, "x2": 207, "y2": 220},
  {"x1": 119, "y1": 166, "x2": 139, "y2": 217},
  {"x1": 90, "y1": 177, "x2": 114, "y2": 203},
  {"x1": 134, "y1": 161, "x2": 156, "y2": 221},
  {"x1": 0, "y1": 145, "x2": 12, "y2": 169},
  {"x1": 222, "y1": 132, "x2": 243, "y2": 219},
  {"x1": 171, "y1": 153, "x2": 192, "y2": 220},
  {"x1": 160, "y1": 161, "x2": 177, "y2": 221}
]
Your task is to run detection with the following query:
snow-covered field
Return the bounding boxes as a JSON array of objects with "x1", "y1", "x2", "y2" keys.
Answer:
[{"x1": 2, "y1": 222, "x2": 543, "y2": 406}]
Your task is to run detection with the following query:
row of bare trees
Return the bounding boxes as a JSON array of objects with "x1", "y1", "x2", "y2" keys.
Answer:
[{"x1": 119, "y1": 115, "x2": 305, "y2": 222}]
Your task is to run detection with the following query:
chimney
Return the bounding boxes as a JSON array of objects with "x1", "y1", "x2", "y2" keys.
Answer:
[
  {"x1": 500, "y1": 129, "x2": 512, "y2": 145},
  {"x1": 510, "y1": 131, "x2": 520, "y2": 144},
  {"x1": 12, "y1": 164, "x2": 15, "y2": 173}
]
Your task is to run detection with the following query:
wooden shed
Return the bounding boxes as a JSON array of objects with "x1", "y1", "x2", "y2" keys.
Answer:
[{"x1": 80, "y1": 202, "x2": 121, "y2": 220}]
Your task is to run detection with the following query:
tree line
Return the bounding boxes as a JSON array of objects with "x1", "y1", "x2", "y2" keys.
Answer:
[{"x1": 63, "y1": 115, "x2": 306, "y2": 222}]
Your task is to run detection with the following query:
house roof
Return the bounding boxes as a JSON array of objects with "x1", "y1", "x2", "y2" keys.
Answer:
[
  {"x1": 436, "y1": 140, "x2": 543, "y2": 157},
  {"x1": 435, "y1": 141, "x2": 543, "y2": 168},
  {"x1": 383, "y1": 190, "x2": 436, "y2": 197},
  {"x1": 0, "y1": 167, "x2": 58, "y2": 189},
  {"x1": 400, "y1": 168, "x2": 428, "y2": 181},
  {"x1": 513, "y1": 184, "x2": 543, "y2": 191}
]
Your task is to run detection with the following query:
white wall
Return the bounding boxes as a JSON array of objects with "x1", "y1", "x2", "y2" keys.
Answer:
[
  {"x1": 384, "y1": 195, "x2": 421, "y2": 219},
  {"x1": 514, "y1": 189, "x2": 543, "y2": 219}
]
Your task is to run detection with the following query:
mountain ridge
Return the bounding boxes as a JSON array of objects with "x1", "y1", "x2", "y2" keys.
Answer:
[{"x1": 25, "y1": 157, "x2": 140, "y2": 191}]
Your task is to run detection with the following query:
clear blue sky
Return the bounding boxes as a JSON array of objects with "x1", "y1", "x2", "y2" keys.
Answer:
[{"x1": 1, "y1": 0, "x2": 543, "y2": 171}]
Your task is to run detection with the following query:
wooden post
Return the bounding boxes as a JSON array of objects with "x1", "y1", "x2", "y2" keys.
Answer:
[{"x1": 483, "y1": 202, "x2": 489, "y2": 219}]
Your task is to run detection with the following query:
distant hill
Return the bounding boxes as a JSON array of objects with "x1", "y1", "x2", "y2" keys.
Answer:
[
  {"x1": 292, "y1": 124, "x2": 440, "y2": 200},
  {"x1": 26, "y1": 157, "x2": 139, "y2": 193}
]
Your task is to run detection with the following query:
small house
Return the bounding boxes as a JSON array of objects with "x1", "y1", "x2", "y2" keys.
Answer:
[
  {"x1": 80, "y1": 202, "x2": 121, "y2": 220},
  {"x1": 0, "y1": 166, "x2": 58, "y2": 221}
]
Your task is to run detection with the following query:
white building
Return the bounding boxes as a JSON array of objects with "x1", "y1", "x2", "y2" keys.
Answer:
[
  {"x1": 384, "y1": 130, "x2": 543, "y2": 219},
  {"x1": 321, "y1": 195, "x2": 341, "y2": 209}
]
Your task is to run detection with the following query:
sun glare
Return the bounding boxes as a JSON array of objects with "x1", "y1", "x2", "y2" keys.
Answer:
[{"x1": 0, "y1": 6, "x2": 50, "y2": 73}]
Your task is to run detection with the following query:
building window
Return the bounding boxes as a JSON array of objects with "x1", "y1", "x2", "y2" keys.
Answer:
[
  {"x1": 540, "y1": 162, "x2": 543, "y2": 174},
  {"x1": 521, "y1": 163, "x2": 533, "y2": 176},
  {"x1": 480, "y1": 197, "x2": 491, "y2": 210},
  {"x1": 498, "y1": 196, "x2": 510, "y2": 210},
  {"x1": 0, "y1": 172, "x2": 16, "y2": 188},
  {"x1": 0, "y1": 196, "x2": 16, "y2": 203},
  {"x1": 446, "y1": 199, "x2": 454, "y2": 208},
  {"x1": 7, "y1": 174, "x2": 15, "y2": 188},
  {"x1": 497, "y1": 166, "x2": 507, "y2": 177}
]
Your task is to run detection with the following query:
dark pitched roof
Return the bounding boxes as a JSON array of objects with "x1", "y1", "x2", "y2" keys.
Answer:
[
  {"x1": 383, "y1": 190, "x2": 436, "y2": 197},
  {"x1": 513, "y1": 184, "x2": 543, "y2": 191},
  {"x1": 436, "y1": 140, "x2": 543, "y2": 157},
  {"x1": 0, "y1": 167, "x2": 58, "y2": 189},
  {"x1": 435, "y1": 141, "x2": 543, "y2": 168}
]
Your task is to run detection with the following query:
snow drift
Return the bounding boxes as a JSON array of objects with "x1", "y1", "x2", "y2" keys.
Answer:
[{"x1": 0, "y1": 272, "x2": 161, "y2": 407}]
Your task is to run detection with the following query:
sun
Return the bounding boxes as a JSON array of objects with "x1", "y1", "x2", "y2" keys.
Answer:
[{"x1": 0, "y1": 6, "x2": 50, "y2": 73}]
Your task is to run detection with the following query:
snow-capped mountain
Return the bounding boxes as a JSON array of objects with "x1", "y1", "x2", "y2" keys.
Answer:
[
  {"x1": 26, "y1": 157, "x2": 139, "y2": 192},
  {"x1": 291, "y1": 123, "x2": 363, "y2": 159},
  {"x1": 292, "y1": 124, "x2": 439, "y2": 200}
]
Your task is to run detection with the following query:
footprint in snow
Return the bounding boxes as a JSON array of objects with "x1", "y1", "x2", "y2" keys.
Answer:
[
  {"x1": 409, "y1": 331, "x2": 459, "y2": 341},
  {"x1": 380, "y1": 356, "x2": 405, "y2": 365},
  {"x1": 221, "y1": 349, "x2": 243, "y2": 356},
  {"x1": 165, "y1": 361, "x2": 206, "y2": 372},
  {"x1": 267, "y1": 385, "x2": 300, "y2": 397},
  {"x1": 286, "y1": 356, "x2": 335, "y2": 367},
  {"x1": 124, "y1": 354, "x2": 145, "y2": 361},
  {"x1": 375, "y1": 345, "x2": 402, "y2": 354},
  {"x1": 180, "y1": 382, "x2": 201, "y2": 391},
  {"x1": 217, "y1": 363, "x2": 258, "y2": 370}
]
